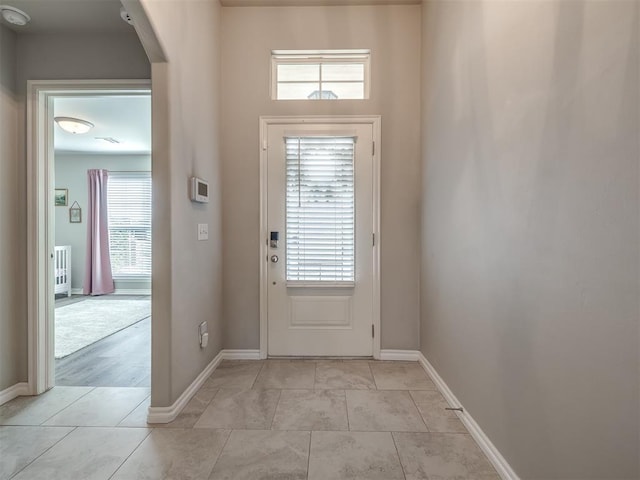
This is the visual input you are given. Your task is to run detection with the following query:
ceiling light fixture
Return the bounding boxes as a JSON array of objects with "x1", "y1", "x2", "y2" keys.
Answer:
[
  {"x1": 0, "y1": 5, "x2": 31, "y2": 26},
  {"x1": 54, "y1": 117, "x2": 94, "y2": 135}
]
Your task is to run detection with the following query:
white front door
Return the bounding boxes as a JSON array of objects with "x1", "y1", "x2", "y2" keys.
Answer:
[{"x1": 265, "y1": 121, "x2": 376, "y2": 356}]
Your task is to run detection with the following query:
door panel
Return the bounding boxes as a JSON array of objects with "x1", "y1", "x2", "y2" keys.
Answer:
[{"x1": 266, "y1": 123, "x2": 374, "y2": 356}]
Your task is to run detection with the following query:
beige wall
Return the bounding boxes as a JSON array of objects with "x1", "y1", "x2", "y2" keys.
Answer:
[
  {"x1": 138, "y1": 0, "x2": 224, "y2": 405},
  {"x1": 0, "y1": 25, "x2": 22, "y2": 391},
  {"x1": 420, "y1": 1, "x2": 639, "y2": 478},
  {"x1": 221, "y1": 5, "x2": 422, "y2": 351},
  {"x1": 0, "y1": 30, "x2": 149, "y2": 392}
]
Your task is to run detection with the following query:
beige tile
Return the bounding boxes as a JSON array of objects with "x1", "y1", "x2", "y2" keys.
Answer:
[
  {"x1": 0, "y1": 387, "x2": 93, "y2": 425},
  {"x1": 193, "y1": 388, "x2": 280, "y2": 429},
  {"x1": 346, "y1": 390, "x2": 427, "y2": 432},
  {"x1": 11, "y1": 427, "x2": 150, "y2": 480},
  {"x1": 117, "y1": 396, "x2": 151, "y2": 427},
  {"x1": 0, "y1": 426, "x2": 74, "y2": 479},
  {"x1": 369, "y1": 361, "x2": 437, "y2": 390},
  {"x1": 272, "y1": 389, "x2": 348, "y2": 431},
  {"x1": 202, "y1": 361, "x2": 263, "y2": 390},
  {"x1": 410, "y1": 390, "x2": 467, "y2": 433},
  {"x1": 112, "y1": 428, "x2": 230, "y2": 480},
  {"x1": 392, "y1": 432, "x2": 501, "y2": 480},
  {"x1": 43, "y1": 387, "x2": 150, "y2": 427},
  {"x1": 308, "y1": 431, "x2": 404, "y2": 480},
  {"x1": 158, "y1": 385, "x2": 218, "y2": 429},
  {"x1": 314, "y1": 361, "x2": 376, "y2": 390},
  {"x1": 209, "y1": 429, "x2": 310, "y2": 480},
  {"x1": 253, "y1": 360, "x2": 316, "y2": 389}
]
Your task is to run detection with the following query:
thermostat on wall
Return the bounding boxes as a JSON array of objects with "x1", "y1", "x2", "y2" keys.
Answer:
[{"x1": 190, "y1": 177, "x2": 209, "y2": 203}]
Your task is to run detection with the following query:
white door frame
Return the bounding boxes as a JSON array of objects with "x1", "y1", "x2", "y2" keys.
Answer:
[
  {"x1": 259, "y1": 115, "x2": 381, "y2": 360},
  {"x1": 26, "y1": 79, "x2": 151, "y2": 394}
]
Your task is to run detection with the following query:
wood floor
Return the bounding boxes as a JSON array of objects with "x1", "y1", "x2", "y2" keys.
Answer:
[{"x1": 54, "y1": 296, "x2": 151, "y2": 387}]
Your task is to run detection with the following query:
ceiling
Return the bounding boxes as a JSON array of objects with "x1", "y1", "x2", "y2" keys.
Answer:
[
  {"x1": 0, "y1": 0, "x2": 131, "y2": 33},
  {"x1": 54, "y1": 95, "x2": 151, "y2": 155},
  {"x1": 0, "y1": 0, "x2": 422, "y2": 34}
]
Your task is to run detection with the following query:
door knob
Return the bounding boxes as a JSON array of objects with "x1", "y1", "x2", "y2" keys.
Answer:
[{"x1": 270, "y1": 255, "x2": 279, "y2": 263}]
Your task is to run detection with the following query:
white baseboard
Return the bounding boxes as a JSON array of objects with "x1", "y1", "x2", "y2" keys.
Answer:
[
  {"x1": 113, "y1": 289, "x2": 152, "y2": 295},
  {"x1": 146, "y1": 349, "x2": 261, "y2": 424},
  {"x1": 147, "y1": 350, "x2": 224, "y2": 424},
  {"x1": 69, "y1": 288, "x2": 152, "y2": 296},
  {"x1": 379, "y1": 349, "x2": 421, "y2": 361},
  {"x1": 222, "y1": 349, "x2": 261, "y2": 360},
  {"x1": 417, "y1": 352, "x2": 520, "y2": 480},
  {"x1": 0, "y1": 382, "x2": 30, "y2": 406}
]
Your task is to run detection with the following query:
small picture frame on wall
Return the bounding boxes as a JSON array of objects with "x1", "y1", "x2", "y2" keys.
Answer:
[
  {"x1": 54, "y1": 188, "x2": 68, "y2": 206},
  {"x1": 69, "y1": 201, "x2": 82, "y2": 223}
]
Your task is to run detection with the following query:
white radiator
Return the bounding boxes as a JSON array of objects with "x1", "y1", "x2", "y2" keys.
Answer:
[{"x1": 54, "y1": 245, "x2": 72, "y2": 297}]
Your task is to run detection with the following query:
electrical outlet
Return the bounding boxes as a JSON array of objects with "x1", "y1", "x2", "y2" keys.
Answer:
[{"x1": 197, "y1": 223, "x2": 208, "y2": 241}]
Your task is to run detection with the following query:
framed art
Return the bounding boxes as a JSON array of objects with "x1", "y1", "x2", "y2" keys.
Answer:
[
  {"x1": 69, "y1": 201, "x2": 82, "y2": 223},
  {"x1": 54, "y1": 188, "x2": 68, "y2": 206}
]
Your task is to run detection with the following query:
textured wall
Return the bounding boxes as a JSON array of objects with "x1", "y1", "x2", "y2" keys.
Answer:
[
  {"x1": 221, "y1": 5, "x2": 422, "y2": 351},
  {"x1": 139, "y1": 0, "x2": 224, "y2": 405},
  {"x1": 420, "y1": 1, "x2": 639, "y2": 478},
  {"x1": 0, "y1": 25, "x2": 21, "y2": 391}
]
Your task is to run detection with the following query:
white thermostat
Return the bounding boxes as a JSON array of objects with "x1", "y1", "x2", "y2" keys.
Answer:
[{"x1": 190, "y1": 177, "x2": 209, "y2": 203}]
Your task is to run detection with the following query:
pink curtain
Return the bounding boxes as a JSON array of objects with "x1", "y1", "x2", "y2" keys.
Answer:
[{"x1": 83, "y1": 169, "x2": 115, "y2": 295}]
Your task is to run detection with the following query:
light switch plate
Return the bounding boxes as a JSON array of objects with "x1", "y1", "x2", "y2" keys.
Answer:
[{"x1": 197, "y1": 223, "x2": 208, "y2": 241}]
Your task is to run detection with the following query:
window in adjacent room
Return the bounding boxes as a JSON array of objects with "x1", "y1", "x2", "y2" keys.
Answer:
[
  {"x1": 107, "y1": 171, "x2": 152, "y2": 278},
  {"x1": 272, "y1": 50, "x2": 370, "y2": 100}
]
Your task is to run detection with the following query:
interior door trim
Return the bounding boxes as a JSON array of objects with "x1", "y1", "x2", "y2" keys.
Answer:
[{"x1": 259, "y1": 115, "x2": 381, "y2": 359}]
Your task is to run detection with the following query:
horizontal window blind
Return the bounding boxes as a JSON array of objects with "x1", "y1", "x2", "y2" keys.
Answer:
[
  {"x1": 107, "y1": 172, "x2": 152, "y2": 277},
  {"x1": 285, "y1": 136, "x2": 355, "y2": 284}
]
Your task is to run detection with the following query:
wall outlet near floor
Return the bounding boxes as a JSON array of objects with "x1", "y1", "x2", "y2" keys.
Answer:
[
  {"x1": 197, "y1": 223, "x2": 209, "y2": 241},
  {"x1": 199, "y1": 321, "x2": 208, "y2": 348}
]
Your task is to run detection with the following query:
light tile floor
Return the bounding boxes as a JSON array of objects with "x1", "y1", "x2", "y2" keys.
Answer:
[{"x1": 0, "y1": 360, "x2": 500, "y2": 480}]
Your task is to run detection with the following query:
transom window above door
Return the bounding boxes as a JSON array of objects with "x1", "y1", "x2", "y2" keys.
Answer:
[{"x1": 272, "y1": 50, "x2": 370, "y2": 100}]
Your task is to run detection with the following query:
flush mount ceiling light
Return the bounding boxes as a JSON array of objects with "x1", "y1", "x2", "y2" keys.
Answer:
[
  {"x1": 54, "y1": 117, "x2": 94, "y2": 134},
  {"x1": 0, "y1": 5, "x2": 30, "y2": 25}
]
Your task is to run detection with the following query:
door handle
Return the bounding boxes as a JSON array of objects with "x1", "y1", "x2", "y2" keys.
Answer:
[{"x1": 270, "y1": 255, "x2": 279, "y2": 263}]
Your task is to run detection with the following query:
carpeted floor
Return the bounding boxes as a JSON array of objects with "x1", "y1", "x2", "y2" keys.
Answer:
[{"x1": 55, "y1": 298, "x2": 151, "y2": 358}]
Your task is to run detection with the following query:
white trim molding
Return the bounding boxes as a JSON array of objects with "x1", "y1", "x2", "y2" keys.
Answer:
[
  {"x1": 147, "y1": 350, "x2": 224, "y2": 424},
  {"x1": 222, "y1": 349, "x2": 261, "y2": 360},
  {"x1": 0, "y1": 383, "x2": 30, "y2": 406},
  {"x1": 417, "y1": 352, "x2": 521, "y2": 480},
  {"x1": 27, "y1": 80, "x2": 152, "y2": 395},
  {"x1": 146, "y1": 349, "x2": 262, "y2": 424},
  {"x1": 259, "y1": 115, "x2": 382, "y2": 360},
  {"x1": 379, "y1": 349, "x2": 421, "y2": 361}
]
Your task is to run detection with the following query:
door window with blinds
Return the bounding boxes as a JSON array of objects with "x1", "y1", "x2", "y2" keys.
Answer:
[
  {"x1": 107, "y1": 172, "x2": 152, "y2": 278},
  {"x1": 285, "y1": 136, "x2": 355, "y2": 285}
]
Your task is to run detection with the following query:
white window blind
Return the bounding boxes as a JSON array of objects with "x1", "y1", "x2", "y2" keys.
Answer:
[
  {"x1": 107, "y1": 172, "x2": 152, "y2": 278},
  {"x1": 285, "y1": 136, "x2": 355, "y2": 285}
]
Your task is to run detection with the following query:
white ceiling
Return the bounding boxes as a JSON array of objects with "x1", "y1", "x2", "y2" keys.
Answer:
[
  {"x1": 54, "y1": 95, "x2": 151, "y2": 155},
  {"x1": 0, "y1": 0, "x2": 132, "y2": 33},
  {"x1": 221, "y1": 0, "x2": 420, "y2": 5}
]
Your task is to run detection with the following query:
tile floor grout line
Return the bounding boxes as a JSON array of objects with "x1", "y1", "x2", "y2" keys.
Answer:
[
  {"x1": 390, "y1": 431, "x2": 409, "y2": 480},
  {"x1": 116, "y1": 392, "x2": 151, "y2": 427},
  {"x1": 408, "y1": 389, "x2": 431, "y2": 432},
  {"x1": 344, "y1": 389, "x2": 352, "y2": 431},
  {"x1": 37, "y1": 386, "x2": 97, "y2": 425},
  {"x1": 268, "y1": 389, "x2": 283, "y2": 430},
  {"x1": 306, "y1": 430, "x2": 313, "y2": 480},
  {"x1": 106, "y1": 426, "x2": 154, "y2": 480},
  {"x1": 208, "y1": 428, "x2": 234, "y2": 477},
  {"x1": 7, "y1": 425, "x2": 78, "y2": 480}
]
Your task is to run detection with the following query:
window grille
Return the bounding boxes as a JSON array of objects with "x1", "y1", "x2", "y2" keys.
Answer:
[{"x1": 272, "y1": 50, "x2": 370, "y2": 100}]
